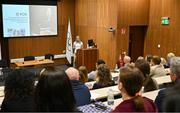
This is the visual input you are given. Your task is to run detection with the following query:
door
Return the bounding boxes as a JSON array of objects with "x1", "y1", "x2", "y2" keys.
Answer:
[{"x1": 129, "y1": 26, "x2": 147, "y2": 62}]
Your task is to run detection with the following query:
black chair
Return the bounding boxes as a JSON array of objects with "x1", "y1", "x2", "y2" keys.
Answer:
[
  {"x1": 0, "y1": 59, "x2": 8, "y2": 68},
  {"x1": 24, "y1": 56, "x2": 35, "y2": 61},
  {"x1": 0, "y1": 59, "x2": 12, "y2": 85},
  {"x1": 45, "y1": 54, "x2": 54, "y2": 60}
]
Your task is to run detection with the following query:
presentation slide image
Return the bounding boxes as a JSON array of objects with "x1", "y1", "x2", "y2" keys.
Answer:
[
  {"x1": 29, "y1": 5, "x2": 58, "y2": 36},
  {"x1": 2, "y1": 5, "x2": 30, "y2": 37}
]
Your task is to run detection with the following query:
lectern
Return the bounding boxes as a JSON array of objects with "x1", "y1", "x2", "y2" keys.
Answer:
[{"x1": 76, "y1": 48, "x2": 99, "y2": 72}]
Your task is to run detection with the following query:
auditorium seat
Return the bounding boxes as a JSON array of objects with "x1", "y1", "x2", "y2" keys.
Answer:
[
  {"x1": 0, "y1": 59, "x2": 8, "y2": 68},
  {"x1": 45, "y1": 54, "x2": 54, "y2": 60},
  {"x1": 24, "y1": 56, "x2": 35, "y2": 61},
  {"x1": 0, "y1": 59, "x2": 12, "y2": 86}
]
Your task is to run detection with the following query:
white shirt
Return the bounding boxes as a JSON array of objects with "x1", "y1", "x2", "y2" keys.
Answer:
[
  {"x1": 73, "y1": 41, "x2": 83, "y2": 53},
  {"x1": 150, "y1": 64, "x2": 167, "y2": 78}
]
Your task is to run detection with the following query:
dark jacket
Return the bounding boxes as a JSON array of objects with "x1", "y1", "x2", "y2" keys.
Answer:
[
  {"x1": 1, "y1": 95, "x2": 34, "y2": 112},
  {"x1": 163, "y1": 81, "x2": 180, "y2": 112},
  {"x1": 70, "y1": 80, "x2": 91, "y2": 107},
  {"x1": 155, "y1": 82, "x2": 175, "y2": 112},
  {"x1": 144, "y1": 77, "x2": 158, "y2": 92},
  {"x1": 92, "y1": 80, "x2": 115, "y2": 89},
  {"x1": 112, "y1": 97, "x2": 157, "y2": 112}
]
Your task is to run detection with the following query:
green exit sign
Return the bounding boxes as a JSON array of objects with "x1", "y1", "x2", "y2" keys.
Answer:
[{"x1": 161, "y1": 17, "x2": 170, "y2": 25}]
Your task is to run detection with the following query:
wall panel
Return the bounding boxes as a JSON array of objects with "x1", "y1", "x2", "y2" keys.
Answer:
[
  {"x1": 116, "y1": 0, "x2": 150, "y2": 60},
  {"x1": 75, "y1": 0, "x2": 118, "y2": 68},
  {"x1": 144, "y1": 0, "x2": 180, "y2": 57}
]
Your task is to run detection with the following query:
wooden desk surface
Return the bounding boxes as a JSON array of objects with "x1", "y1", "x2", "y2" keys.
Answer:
[
  {"x1": 154, "y1": 75, "x2": 171, "y2": 85},
  {"x1": 90, "y1": 85, "x2": 120, "y2": 101},
  {"x1": 89, "y1": 74, "x2": 171, "y2": 101},
  {"x1": 15, "y1": 59, "x2": 54, "y2": 67}
]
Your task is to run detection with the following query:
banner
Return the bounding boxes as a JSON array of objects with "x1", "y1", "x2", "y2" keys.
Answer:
[{"x1": 66, "y1": 20, "x2": 73, "y2": 64}]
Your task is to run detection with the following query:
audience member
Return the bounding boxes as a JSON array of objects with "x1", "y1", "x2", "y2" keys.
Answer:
[
  {"x1": 155, "y1": 57, "x2": 180, "y2": 112},
  {"x1": 150, "y1": 56, "x2": 167, "y2": 78},
  {"x1": 145, "y1": 54, "x2": 153, "y2": 63},
  {"x1": 88, "y1": 59, "x2": 106, "y2": 81},
  {"x1": 137, "y1": 56, "x2": 144, "y2": 60},
  {"x1": 66, "y1": 67, "x2": 91, "y2": 107},
  {"x1": 35, "y1": 67, "x2": 76, "y2": 112},
  {"x1": 167, "y1": 52, "x2": 175, "y2": 67},
  {"x1": 112, "y1": 66, "x2": 157, "y2": 112},
  {"x1": 161, "y1": 57, "x2": 169, "y2": 68},
  {"x1": 135, "y1": 59, "x2": 158, "y2": 92},
  {"x1": 92, "y1": 64, "x2": 115, "y2": 89},
  {"x1": 163, "y1": 81, "x2": 180, "y2": 112},
  {"x1": 1, "y1": 69, "x2": 35, "y2": 112},
  {"x1": 78, "y1": 66, "x2": 88, "y2": 83},
  {"x1": 116, "y1": 53, "x2": 125, "y2": 69},
  {"x1": 123, "y1": 56, "x2": 131, "y2": 67}
]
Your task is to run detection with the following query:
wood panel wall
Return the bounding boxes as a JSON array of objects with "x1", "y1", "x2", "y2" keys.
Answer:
[
  {"x1": 7, "y1": 0, "x2": 75, "y2": 59},
  {"x1": 2, "y1": 0, "x2": 179, "y2": 68},
  {"x1": 144, "y1": 0, "x2": 180, "y2": 57},
  {"x1": 75, "y1": 0, "x2": 118, "y2": 68},
  {"x1": 116, "y1": 0, "x2": 150, "y2": 60}
]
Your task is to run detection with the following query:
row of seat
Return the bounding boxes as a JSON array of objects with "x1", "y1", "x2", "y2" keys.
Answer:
[
  {"x1": 24, "y1": 54, "x2": 54, "y2": 61},
  {"x1": 89, "y1": 74, "x2": 171, "y2": 101},
  {"x1": 0, "y1": 54, "x2": 55, "y2": 68}
]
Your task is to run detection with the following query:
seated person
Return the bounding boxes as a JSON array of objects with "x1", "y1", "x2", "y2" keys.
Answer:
[
  {"x1": 1, "y1": 69, "x2": 35, "y2": 112},
  {"x1": 78, "y1": 66, "x2": 88, "y2": 83},
  {"x1": 137, "y1": 56, "x2": 144, "y2": 60},
  {"x1": 35, "y1": 66, "x2": 76, "y2": 112},
  {"x1": 161, "y1": 57, "x2": 169, "y2": 68},
  {"x1": 155, "y1": 57, "x2": 180, "y2": 112},
  {"x1": 167, "y1": 52, "x2": 175, "y2": 67},
  {"x1": 163, "y1": 81, "x2": 180, "y2": 112},
  {"x1": 92, "y1": 64, "x2": 115, "y2": 89},
  {"x1": 145, "y1": 54, "x2": 153, "y2": 63},
  {"x1": 66, "y1": 67, "x2": 91, "y2": 107},
  {"x1": 116, "y1": 53, "x2": 125, "y2": 69},
  {"x1": 88, "y1": 59, "x2": 106, "y2": 81},
  {"x1": 150, "y1": 56, "x2": 167, "y2": 78},
  {"x1": 123, "y1": 55, "x2": 131, "y2": 67},
  {"x1": 135, "y1": 59, "x2": 158, "y2": 92},
  {"x1": 112, "y1": 66, "x2": 157, "y2": 112}
]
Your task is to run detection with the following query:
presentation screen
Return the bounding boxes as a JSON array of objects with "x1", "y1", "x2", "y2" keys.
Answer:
[{"x1": 2, "y1": 4, "x2": 58, "y2": 38}]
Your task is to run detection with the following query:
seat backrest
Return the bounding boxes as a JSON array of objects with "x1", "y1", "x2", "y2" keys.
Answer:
[
  {"x1": 0, "y1": 59, "x2": 8, "y2": 68},
  {"x1": 45, "y1": 54, "x2": 54, "y2": 60},
  {"x1": 24, "y1": 56, "x2": 35, "y2": 61}
]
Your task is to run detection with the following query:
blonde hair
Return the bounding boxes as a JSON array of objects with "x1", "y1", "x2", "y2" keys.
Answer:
[{"x1": 78, "y1": 66, "x2": 88, "y2": 83}]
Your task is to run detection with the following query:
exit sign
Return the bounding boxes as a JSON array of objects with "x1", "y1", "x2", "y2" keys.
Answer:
[{"x1": 161, "y1": 17, "x2": 170, "y2": 25}]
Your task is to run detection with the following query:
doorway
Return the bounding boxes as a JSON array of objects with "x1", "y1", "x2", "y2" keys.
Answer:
[{"x1": 129, "y1": 26, "x2": 147, "y2": 62}]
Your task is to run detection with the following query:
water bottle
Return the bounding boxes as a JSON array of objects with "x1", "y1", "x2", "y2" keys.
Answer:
[
  {"x1": 140, "y1": 86, "x2": 144, "y2": 94},
  {"x1": 107, "y1": 88, "x2": 114, "y2": 105}
]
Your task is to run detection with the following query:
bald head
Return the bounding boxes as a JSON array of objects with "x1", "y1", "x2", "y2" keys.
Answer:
[
  {"x1": 124, "y1": 56, "x2": 131, "y2": 64},
  {"x1": 65, "y1": 67, "x2": 80, "y2": 80}
]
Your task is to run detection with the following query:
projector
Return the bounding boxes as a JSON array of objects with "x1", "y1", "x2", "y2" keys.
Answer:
[{"x1": 108, "y1": 27, "x2": 116, "y2": 32}]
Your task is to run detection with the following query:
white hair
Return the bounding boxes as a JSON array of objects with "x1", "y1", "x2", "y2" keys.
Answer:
[{"x1": 170, "y1": 57, "x2": 180, "y2": 78}]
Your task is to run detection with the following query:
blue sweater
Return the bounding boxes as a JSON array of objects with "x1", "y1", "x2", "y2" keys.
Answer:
[{"x1": 70, "y1": 80, "x2": 91, "y2": 107}]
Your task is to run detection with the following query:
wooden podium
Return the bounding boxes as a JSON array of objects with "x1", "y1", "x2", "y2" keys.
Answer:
[{"x1": 76, "y1": 48, "x2": 99, "y2": 72}]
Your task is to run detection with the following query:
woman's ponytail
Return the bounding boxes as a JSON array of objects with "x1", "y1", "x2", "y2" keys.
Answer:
[{"x1": 134, "y1": 96, "x2": 144, "y2": 112}]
